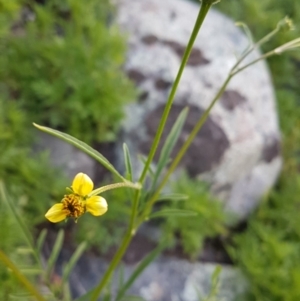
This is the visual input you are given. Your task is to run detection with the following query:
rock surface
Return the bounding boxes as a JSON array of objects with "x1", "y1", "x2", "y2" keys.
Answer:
[
  {"x1": 115, "y1": 0, "x2": 282, "y2": 220},
  {"x1": 65, "y1": 253, "x2": 248, "y2": 301},
  {"x1": 34, "y1": 131, "x2": 96, "y2": 180}
]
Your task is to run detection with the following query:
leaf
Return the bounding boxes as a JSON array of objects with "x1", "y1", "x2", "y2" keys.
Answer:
[
  {"x1": 62, "y1": 241, "x2": 87, "y2": 283},
  {"x1": 46, "y1": 229, "x2": 64, "y2": 280},
  {"x1": 36, "y1": 229, "x2": 47, "y2": 254},
  {"x1": 33, "y1": 123, "x2": 126, "y2": 182},
  {"x1": 19, "y1": 267, "x2": 44, "y2": 275},
  {"x1": 74, "y1": 290, "x2": 94, "y2": 301},
  {"x1": 156, "y1": 193, "x2": 189, "y2": 202},
  {"x1": 120, "y1": 295, "x2": 145, "y2": 301},
  {"x1": 116, "y1": 242, "x2": 166, "y2": 301},
  {"x1": 123, "y1": 143, "x2": 133, "y2": 181},
  {"x1": 138, "y1": 155, "x2": 155, "y2": 178},
  {"x1": 149, "y1": 209, "x2": 197, "y2": 219},
  {"x1": 152, "y1": 107, "x2": 188, "y2": 188}
]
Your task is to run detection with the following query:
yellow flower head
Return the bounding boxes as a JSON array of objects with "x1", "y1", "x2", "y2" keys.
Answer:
[{"x1": 45, "y1": 173, "x2": 108, "y2": 223}]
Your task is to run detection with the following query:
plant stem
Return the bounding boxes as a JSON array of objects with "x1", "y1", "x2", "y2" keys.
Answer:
[
  {"x1": 137, "y1": 15, "x2": 290, "y2": 223},
  {"x1": 90, "y1": 2, "x2": 213, "y2": 299},
  {"x1": 138, "y1": 75, "x2": 233, "y2": 224},
  {"x1": 88, "y1": 181, "x2": 141, "y2": 197},
  {"x1": 90, "y1": 190, "x2": 141, "y2": 301},
  {"x1": 0, "y1": 250, "x2": 47, "y2": 301},
  {"x1": 138, "y1": 1, "x2": 212, "y2": 185}
]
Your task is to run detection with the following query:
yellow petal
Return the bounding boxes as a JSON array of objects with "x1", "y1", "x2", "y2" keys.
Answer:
[
  {"x1": 72, "y1": 173, "x2": 94, "y2": 196},
  {"x1": 86, "y1": 196, "x2": 108, "y2": 216},
  {"x1": 45, "y1": 203, "x2": 68, "y2": 223}
]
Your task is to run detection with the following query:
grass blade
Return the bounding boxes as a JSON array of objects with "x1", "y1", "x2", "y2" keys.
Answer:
[
  {"x1": 36, "y1": 229, "x2": 47, "y2": 254},
  {"x1": 153, "y1": 107, "x2": 188, "y2": 188},
  {"x1": 149, "y1": 209, "x2": 197, "y2": 219},
  {"x1": 156, "y1": 193, "x2": 189, "y2": 202},
  {"x1": 62, "y1": 241, "x2": 87, "y2": 283},
  {"x1": 46, "y1": 229, "x2": 64, "y2": 280},
  {"x1": 123, "y1": 143, "x2": 133, "y2": 181},
  {"x1": 0, "y1": 250, "x2": 47, "y2": 301}
]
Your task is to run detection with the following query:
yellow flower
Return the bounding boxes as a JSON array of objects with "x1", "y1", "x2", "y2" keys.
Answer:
[{"x1": 45, "y1": 173, "x2": 108, "y2": 223}]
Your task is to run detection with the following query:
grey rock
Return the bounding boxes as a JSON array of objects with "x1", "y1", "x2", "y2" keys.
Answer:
[
  {"x1": 68, "y1": 254, "x2": 248, "y2": 301},
  {"x1": 115, "y1": 0, "x2": 282, "y2": 220},
  {"x1": 34, "y1": 131, "x2": 96, "y2": 180}
]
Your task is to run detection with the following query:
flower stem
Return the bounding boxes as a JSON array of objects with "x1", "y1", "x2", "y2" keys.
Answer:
[
  {"x1": 90, "y1": 190, "x2": 140, "y2": 301},
  {"x1": 137, "y1": 75, "x2": 233, "y2": 225},
  {"x1": 90, "y1": 2, "x2": 213, "y2": 299},
  {"x1": 88, "y1": 182, "x2": 141, "y2": 197},
  {"x1": 137, "y1": 15, "x2": 293, "y2": 223},
  {"x1": 138, "y1": 1, "x2": 212, "y2": 185}
]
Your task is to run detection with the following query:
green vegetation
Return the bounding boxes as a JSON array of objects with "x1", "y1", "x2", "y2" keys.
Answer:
[
  {"x1": 0, "y1": 192, "x2": 24, "y2": 300},
  {"x1": 0, "y1": 98, "x2": 67, "y2": 226},
  {"x1": 0, "y1": 0, "x2": 136, "y2": 233},
  {"x1": 162, "y1": 173, "x2": 228, "y2": 259},
  {"x1": 0, "y1": 0, "x2": 135, "y2": 143},
  {"x1": 215, "y1": 1, "x2": 300, "y2": 300},
  {"x1": 228, "y1": 174, "x2": 300, "y2": 301},
  {"x1": 1, "y1": 0, "x2": 300, "y2": 299},
  {"x1": 0, "y1": 0, "x2": 135, "y2": 296}
]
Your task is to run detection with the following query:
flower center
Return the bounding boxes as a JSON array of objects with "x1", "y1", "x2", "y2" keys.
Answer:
[{"x1": 62, "y1": 194, "x2": 85, "y2": 220}]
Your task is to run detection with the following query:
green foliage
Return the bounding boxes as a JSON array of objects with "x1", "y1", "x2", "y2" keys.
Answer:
[
  {"x1": 0, "y1": 98, "x2": 67, "y2": 225},
  {"x1": 1, "y1": 0, "x2": 135, "y2": 144},
  {"x1": 209, "y1": 2, "x2": 300, "y2": 300},
  {"x1": 228, "y1": 174, "x2": 300, "y2": 301},
  {"x1": 161, "y1": 173, "x2": 229, "y2": 259},
  {"x1": 0, "y1": 191, "x2": 25, "y2": 300}
]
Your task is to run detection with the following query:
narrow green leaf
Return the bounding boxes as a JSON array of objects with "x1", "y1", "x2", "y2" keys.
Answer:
[
  {"x1": 46, "y1": 229, "x2": 64, "y2": 280},
  {"x1": 19, "y1": 268, "x2": 44, "y2": 275},
  {"x1": 211, "y1": 265, "x2": 222, "y2": 285},
  {"x1": 118, "y1": 264, "x2": 125, "y2": 289},
  {"x1": 138, "y1": 155, "x2": 155, "y2": 178},
  {"x1": 123, "y1": 143, "x2": 133, "y2": 181},
  {"x1": 156, "y1": 193, "x2": 189, "y2": 202},
  {"x1": 62, "y1": 241, "x2": 87, "y2": 283},
  {"x1": 74, "y1": 289, "x2": 95, "y2": 301},
  {"x1": 0, "y1": 182, "x2": 41, "y2": 265},
  {"x1": 153, "y1": 107, "x2": 188, "y2": 188},
  {"x1": 33, "y1": 123, "x2": 126, "y2": 182},
  {"x1": 9, "y1": 293, "x2": 35, "y2": 299},
  {"x1": 120, "y1": 295, "x2": 145, "y2": 301},
  {"x1": 36, "y1": 229, "x2": 47, "y2": 254},
  {"x1": 16, "y1": 248, "x2": 34, "y2": 255},
  {"x1": 0, "y1": 250, "x2": 47, "y2": 301},
  {"x1": 116, "y1": 242, "x2": 166, "y2": 301},
  {"x1": 149, "y1": 209, "x2": 197, "y2": 219}
]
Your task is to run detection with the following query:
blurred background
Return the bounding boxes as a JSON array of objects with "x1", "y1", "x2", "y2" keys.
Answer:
[{"x1": 1, "y1": 0, "x2": 300, "y2": 300}]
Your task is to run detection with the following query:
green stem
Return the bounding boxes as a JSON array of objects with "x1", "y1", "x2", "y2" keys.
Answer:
[
  {"x1": 138, "y1": 1, "x2": 212, "y2": 184},
  {"x1": 90, "y1": 2, "x2": 213, "y2": 299},
  {"x1": 90, "y1": 190, "x2": 140, "y2": 301},
  {"x1": 88, "y1": 182, "x2": 141, "y2": 197},
  {"x1": 0, "y1": 250, "x2": 47, "y2": 301},
  {"x1": 138, "y1": 75, "x2": 232, "y2": 224},
  {"x1": 232, "y1": 50, "x2": 275, "y2": 76},
  {"x1": 137, "y1": 15, "x2": 290, "y2": 223}
]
